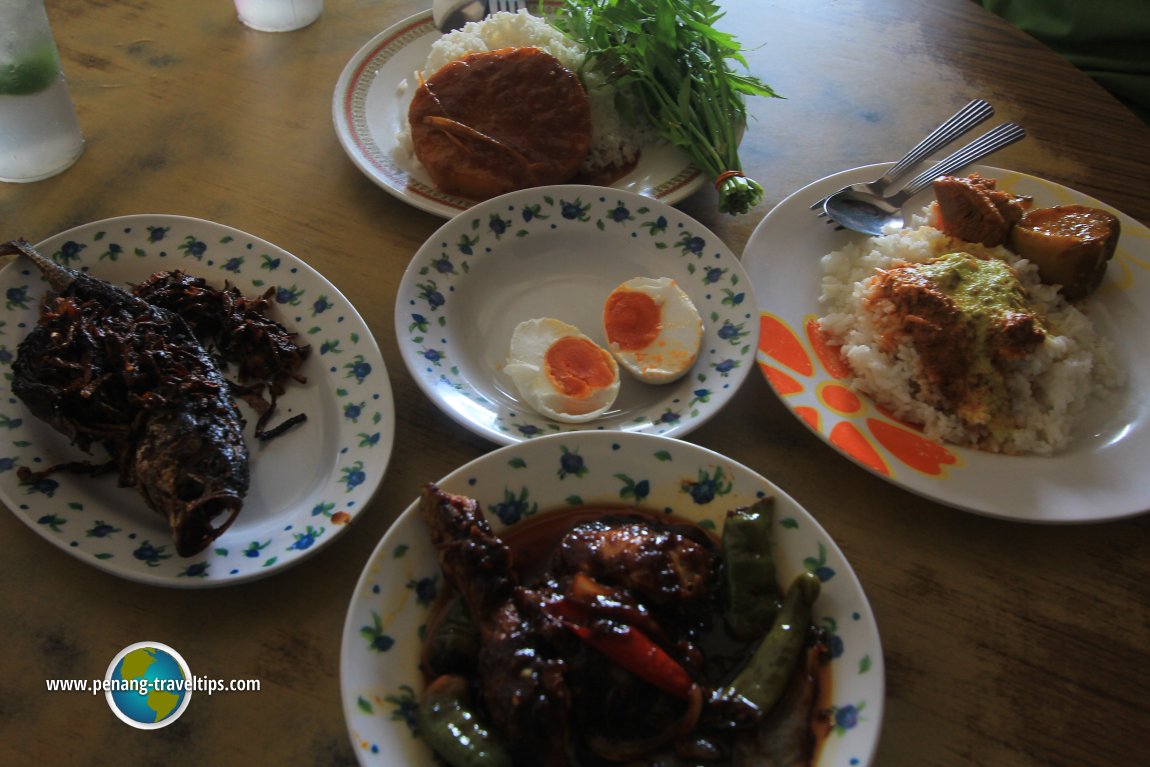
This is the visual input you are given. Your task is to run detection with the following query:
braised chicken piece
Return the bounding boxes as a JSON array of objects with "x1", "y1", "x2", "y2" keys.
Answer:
[
  {"x1": 932, "y1": 173, "x2": 1032, "y2": 246},
  {"x1": 933, "y1": 174, "x2": 1122, "y2": 299},
  {"x1": 408, "y1": 47, "x2": 592, "y2": 200},
  {"x1": 867, "y1": 251, "x2": 1046, "y2": 448},
  {"x1": 419, "y1": 484, "x2": 573, "y2": 765},
  {"x1": 557, "y1": 518, "x2": 716, "y2": 605},
  {"x1": 1010, "y1": 204, "x2": 1120, "y2": 299}
]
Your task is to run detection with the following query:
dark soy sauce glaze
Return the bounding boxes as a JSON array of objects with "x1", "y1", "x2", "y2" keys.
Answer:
[{"x1": 421, "y1": 504, "x2": 833, "y2": 766}]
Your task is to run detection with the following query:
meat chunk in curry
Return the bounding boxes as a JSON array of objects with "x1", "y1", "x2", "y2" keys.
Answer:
[
  {"x1": 932, "y1": 173, "x2": 1032, "y2": 247},
  {"x1": 1010, "y1": 204, "x2": 1120, "y2": 300},
  {"x1": 931, "y1": 174, "x2": 1121, "y2": 299}
]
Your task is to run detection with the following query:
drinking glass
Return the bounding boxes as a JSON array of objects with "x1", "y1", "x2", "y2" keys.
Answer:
[{"x1": 0, "y1": 0, "x2": 84, "y2": 183}]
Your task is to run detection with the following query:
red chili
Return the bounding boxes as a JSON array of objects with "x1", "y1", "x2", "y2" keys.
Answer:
[{"x1": 544, "y1": 598, "x2": 695, "y2": 700}]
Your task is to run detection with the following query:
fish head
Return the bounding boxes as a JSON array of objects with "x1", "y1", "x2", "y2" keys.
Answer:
[{"x1": 134, "y1": 408, "x2": 251, "y2": 558}]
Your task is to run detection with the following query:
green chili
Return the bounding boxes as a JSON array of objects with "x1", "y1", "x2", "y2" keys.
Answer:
[
  {"x1": 721, "y1": 497, "x2": 782, "y2": 641},
  {"x1": 423, "y1": 597, "x2": 481, "y2": 678},
  {"x1": 417, "y1": 674, "x2": 511, "y2": 767},
  {"x1": 717, "y1": 571, "x2": 821, "y2": 716}
]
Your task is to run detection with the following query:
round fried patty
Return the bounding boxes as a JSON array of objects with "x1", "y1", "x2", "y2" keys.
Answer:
[{"x1": 409, "y1": 47, "x2": 592, "y2": 200}]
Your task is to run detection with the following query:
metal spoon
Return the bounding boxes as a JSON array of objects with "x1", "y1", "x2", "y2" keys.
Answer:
[
  {"x1": 432, "y1": 0, "x2": 486, "y2": 32},
  {"x1": 810, "y1": 98, "x2": 994, "y2": 213},
  {"x1": 823, "y1": 122, "x2": 1027, "y2": 236},
  {"x1": 432, "y1": 0, "x2": 528, "y2": 32}
]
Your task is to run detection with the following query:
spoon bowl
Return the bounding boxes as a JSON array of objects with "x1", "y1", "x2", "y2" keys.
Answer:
[
  {"x1": 822, "y1": 192, "x2": 903, "y2": 236},
  {"x1": 432, "y1": 0, "x2": 485, "y2": 32}
]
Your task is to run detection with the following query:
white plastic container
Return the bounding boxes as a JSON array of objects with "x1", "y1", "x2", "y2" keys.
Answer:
[{"x1": 234, "y1": 0, "x2": 323, "y2": 32}]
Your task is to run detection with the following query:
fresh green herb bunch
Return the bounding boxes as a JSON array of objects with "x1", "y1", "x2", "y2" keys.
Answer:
[{"x1": 553, "y1": 0, "x2": 780, "y2": 215}]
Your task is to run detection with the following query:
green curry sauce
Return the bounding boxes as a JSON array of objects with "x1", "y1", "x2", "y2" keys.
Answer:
[
  {"x1": 910, "y1": 251, "x2": 1047, "y2": 443},
  {"x1": 917, "y1": 251, "x2": 1036, "y2": 323}
]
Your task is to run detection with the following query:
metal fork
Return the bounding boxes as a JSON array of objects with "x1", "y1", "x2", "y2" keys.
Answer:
[
  {"x1": 821, "y1": 122, "x2": 1027, "y2": 235},
  {"x1": 810, "y1": 98, "x2": 994, "y2": 215},
  {"x1": 490, "y1": 0, "x2": 528, "y2": 13}
]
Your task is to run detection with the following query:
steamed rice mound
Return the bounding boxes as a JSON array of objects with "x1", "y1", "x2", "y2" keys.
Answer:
[{"x1": 817, "y1": 217, "x2": 1123, "y2": 455}]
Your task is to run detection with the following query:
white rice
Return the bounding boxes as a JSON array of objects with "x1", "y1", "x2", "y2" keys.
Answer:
[
  {"x1": 817, "y1": 210, "x2": 1123, "y2": 455},
  {"x1": 398, "y1": 11, "x2": 651, "y2": 175}
]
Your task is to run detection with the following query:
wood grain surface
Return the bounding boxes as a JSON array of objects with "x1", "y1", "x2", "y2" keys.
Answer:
[{"x1": 0, "y1": 1, "x2": 1146, "y2": 765}]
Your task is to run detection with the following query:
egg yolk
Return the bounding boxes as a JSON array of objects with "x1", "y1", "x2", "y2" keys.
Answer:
[
  {"x1": 604, "y1": 290, "x2": 661, "y2": 351},
  {"x1": 544, "y1": 336, "x2": 617, "y2": 398}
]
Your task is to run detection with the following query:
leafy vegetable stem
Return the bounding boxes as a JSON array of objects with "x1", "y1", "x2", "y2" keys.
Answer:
[{"x1": 554, "y1": 0, "x2": 781, "y2": 215}]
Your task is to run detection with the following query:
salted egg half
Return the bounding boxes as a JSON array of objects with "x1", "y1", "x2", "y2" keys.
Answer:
[
  {"x1": 504, "y1": 317, "x2": 620, "y2": 423},
  {"x1": 603, "y1": 276, "x2": 703, "y2": 384}
]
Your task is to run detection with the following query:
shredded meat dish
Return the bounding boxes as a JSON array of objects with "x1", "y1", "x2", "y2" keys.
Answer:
[{"x1": 867, "y1": 251, "x2": 1047, "y2": 447}]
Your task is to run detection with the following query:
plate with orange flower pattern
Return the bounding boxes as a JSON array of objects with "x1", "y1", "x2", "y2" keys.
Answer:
[{"x1": 744, "y1": 164, "x2": 1150, "y2": 523}]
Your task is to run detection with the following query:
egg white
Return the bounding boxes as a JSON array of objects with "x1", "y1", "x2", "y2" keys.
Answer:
[
  {"x1": 504, "y1": 317, "x2": 620, "y2": 423},
  {"x1": 603, "y1": 277, "x2": 703, "y2": 384}
]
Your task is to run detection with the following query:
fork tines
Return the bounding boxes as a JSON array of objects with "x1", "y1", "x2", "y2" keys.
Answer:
[{"x1": 490, "y1": 0, "x2": 528, "y2": 13}]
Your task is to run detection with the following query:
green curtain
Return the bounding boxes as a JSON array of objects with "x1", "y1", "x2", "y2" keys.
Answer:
[{"x1": 979, "y1": 0, "x2": 1150, "y2": 123}]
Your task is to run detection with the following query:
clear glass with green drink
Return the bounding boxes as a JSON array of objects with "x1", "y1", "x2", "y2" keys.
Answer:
[{"x1": 0, "y1": 0, "x2": 84, "y2": 182}]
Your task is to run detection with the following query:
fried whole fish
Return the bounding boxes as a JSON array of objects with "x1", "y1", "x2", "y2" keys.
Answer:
[
  {"x1": 2, "y1": 239, "x2": 250, "y2": 557},
  {"x1": 131, "y1": 269, "x2": 310, "y2": 439}
]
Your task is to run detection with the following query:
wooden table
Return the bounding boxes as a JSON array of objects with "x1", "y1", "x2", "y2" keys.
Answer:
[{"x1": 1, "y1": 1, "x2": 1147, "y2": 765}]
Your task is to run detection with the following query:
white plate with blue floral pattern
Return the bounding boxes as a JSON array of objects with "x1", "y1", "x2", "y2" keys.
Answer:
[
  {"x1": 395, "y1": 184, "x2": 759, "y2": 444},
  {"x1": 332, "y1": 10, "x2": 704, "y2": 219},
  {"x1": 0, "y1": 215, "x2": 394, "y2": 587},
  {"x1": 340, "y1": 430, "x2": 885, "y2": 767}
]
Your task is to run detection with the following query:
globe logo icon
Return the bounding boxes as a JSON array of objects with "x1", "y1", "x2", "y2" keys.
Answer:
[{"x1": 105, "y1": 642, "x2": 192, "y2": 729}]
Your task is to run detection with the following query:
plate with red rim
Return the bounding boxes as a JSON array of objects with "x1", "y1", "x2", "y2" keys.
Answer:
[
  {"x1": 743, "y1": 163, "x2": 1150, "y2": 523},
  {"x1": 331, "y1": 10, "x2": 704, "y2": 219}
]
